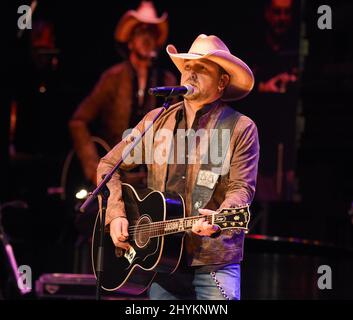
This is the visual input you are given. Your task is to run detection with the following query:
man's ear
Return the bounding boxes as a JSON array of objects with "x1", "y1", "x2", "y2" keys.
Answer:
[{"x1": 218, "y1": 74, "x2": 230, "y2": 91}]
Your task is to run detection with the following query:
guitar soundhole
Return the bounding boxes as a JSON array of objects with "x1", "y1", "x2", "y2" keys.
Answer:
[{"x1": 134, "y1": 215, "x2": 152, "y2": 248}]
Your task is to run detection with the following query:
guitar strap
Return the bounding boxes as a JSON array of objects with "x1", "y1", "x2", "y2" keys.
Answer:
[{"x1": 191, "y1": 106, "x2": 242, "y2": 216}]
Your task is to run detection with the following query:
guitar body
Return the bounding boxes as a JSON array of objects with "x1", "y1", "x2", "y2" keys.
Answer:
[{"x1": 91, "y1": 183, "x2": 185, "y2": 294}]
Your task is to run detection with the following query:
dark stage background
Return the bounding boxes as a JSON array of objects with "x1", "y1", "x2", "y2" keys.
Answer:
[{"x1": 1, "y1": 0, "x2": 353, "y2": 299}]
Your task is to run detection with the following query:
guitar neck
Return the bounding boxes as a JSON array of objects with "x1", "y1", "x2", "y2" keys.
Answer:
[
  {"x1": 153, "y1": 215, "x2": 213, "y2": 236},
  {"x1": 138, "y1": 207, "x2": 250, "y2": 238}
]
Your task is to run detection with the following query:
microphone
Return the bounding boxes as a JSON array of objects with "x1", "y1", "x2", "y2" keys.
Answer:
[{"x1": 148, "y1": 85, "x2": 195, "y2": 97}]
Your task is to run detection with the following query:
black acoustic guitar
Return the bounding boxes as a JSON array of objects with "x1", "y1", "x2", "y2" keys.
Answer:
[{"x1": 91, "y1": 183, "x2": 251, "y2": 295}]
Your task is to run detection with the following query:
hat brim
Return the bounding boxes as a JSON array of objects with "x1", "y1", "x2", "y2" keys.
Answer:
[
  {"x1": 166, "y1": 44, "x2": 254, "y2": 101},
  {"x1": 115, "y1": 12, "x2": 168, "y2": 47}
]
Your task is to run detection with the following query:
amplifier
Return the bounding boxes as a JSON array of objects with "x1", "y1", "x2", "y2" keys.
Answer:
[{"x1": 35, "y1": 273, "x2": 146, "y2": 300}]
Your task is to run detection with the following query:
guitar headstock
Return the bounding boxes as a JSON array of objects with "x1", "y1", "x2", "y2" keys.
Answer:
[{"x1": 214, "y1": 205, "x2": 251, "y2": 233}]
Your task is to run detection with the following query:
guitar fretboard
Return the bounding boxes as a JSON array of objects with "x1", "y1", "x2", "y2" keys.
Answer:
[{"x1": 130, "y1": 209, "x2": 248, "y2": 238}]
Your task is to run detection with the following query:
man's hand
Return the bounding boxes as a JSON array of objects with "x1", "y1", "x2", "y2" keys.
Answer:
[
  {"x1": 110, "y1": 216, "x2": 130, "y2": 250},
  {"x1": 192, "y1": 209, "x2": 220, "y2": 237}
]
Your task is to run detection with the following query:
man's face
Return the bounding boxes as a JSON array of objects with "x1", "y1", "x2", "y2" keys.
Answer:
[
  {"x1": 265, "y1": 0, "x2": 293, "y2": 36},
  {"x1": 180, "y1": 59, "x2": 225, "y2": 104},
  {"x1": 128, "y1": 24, "x2": 158, "y2": 60}
]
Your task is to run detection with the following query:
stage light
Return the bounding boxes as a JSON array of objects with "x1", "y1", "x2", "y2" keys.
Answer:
[{"x1": 75, "y1": 189, "x2": 88, "y2": 200}]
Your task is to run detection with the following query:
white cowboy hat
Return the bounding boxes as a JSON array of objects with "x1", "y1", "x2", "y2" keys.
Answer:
[
  {"x1": 114, "y1": 1, "x2": 168, "y2": 47},
  {"x1": 166, "y1": 34, "x2": 255, "y2": 101}
]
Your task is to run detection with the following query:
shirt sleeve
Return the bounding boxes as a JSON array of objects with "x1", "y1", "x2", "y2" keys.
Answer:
[{"x1": 220, "y1": 116, "x2": 260, "y2": 208}]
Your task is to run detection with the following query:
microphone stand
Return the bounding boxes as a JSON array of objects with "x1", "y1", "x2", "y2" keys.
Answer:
[{"x1": 80, "y1": 97, "x2": 173, "y2": 300}]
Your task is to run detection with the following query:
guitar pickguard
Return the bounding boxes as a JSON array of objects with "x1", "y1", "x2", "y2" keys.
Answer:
[
  {"x1": 142, "y1": 237, "x2": 160, "y2": 262},
  {"x1": 124, "y1": 246, "x2": 136, "y2": 264}
]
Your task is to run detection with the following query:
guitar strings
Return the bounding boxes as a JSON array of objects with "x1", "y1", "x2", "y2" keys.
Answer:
[
  {"x1": 126, "y1": 214, "x2": 214, "y2": 232},
  {"x1": 126, "y1": 215, "x2": 214, "y2": 236},
  {"x1": 125, "y1": 210, "x2": 244, "y2": 233},
  {"x1": 127, "y1": 223, "x2": 248, "y2": 238},
  {"x1": 123, "y1": 211, "x2": 247, "y2": 237},
  {"x1": 127, "y1": 225, "x2": 248, "y2": 239},
  {"x1": 125, "y1": 216, "x2": 215, "y2": 238}
]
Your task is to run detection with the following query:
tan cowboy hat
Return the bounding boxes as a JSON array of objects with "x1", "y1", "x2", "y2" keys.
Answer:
[
  {"x1": 166, "y1": 34, "x2": 255, "y2": 101},
  {"x1": 114, "y1": 1, "x2": 168, "y2": 47}
]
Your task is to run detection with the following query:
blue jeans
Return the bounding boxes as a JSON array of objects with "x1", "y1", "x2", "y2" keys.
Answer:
[{"x1": 148, "y1": 263, "x2": 241, "y2": 300}]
